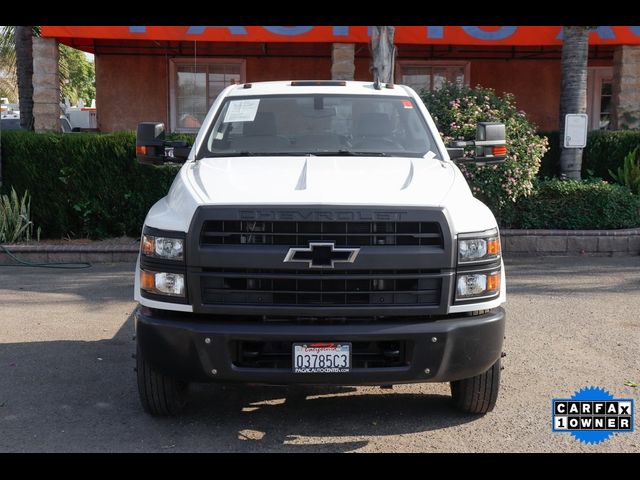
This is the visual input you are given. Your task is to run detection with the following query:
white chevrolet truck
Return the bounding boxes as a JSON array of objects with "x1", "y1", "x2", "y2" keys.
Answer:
[{"x1": 133, "y1": 80, "x2": 507, "y2": 416}]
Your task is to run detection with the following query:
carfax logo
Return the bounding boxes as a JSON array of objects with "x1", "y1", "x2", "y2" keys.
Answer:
[{"x1": 552, "y1": 386, "x2": 634, "y2": 444}]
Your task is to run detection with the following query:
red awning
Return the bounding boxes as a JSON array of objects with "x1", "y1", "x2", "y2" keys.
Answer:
[{"x1": 42, "y1": 26, "x2": 640, "y2": 52}]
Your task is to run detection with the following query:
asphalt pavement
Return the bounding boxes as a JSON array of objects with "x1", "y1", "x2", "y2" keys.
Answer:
[{"x1": 0, "y1": 257, "x2": 638, "y2": 452}]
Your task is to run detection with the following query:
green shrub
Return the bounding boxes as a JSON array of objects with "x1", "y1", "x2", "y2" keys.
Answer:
[
  {"x1": 0, "y1": 131, "x2": 194, "y2": 239},
  {"x1": 500, "y1": 178, "x2": 640, "y2": 230},
  {"x1": 421, "y1": 83, "x2": 549, "y2": 216},
  {"x1": 0, "y1": 187, "x2": 40, "y2": 243},
  {"x1": 609, "y1": 147, "x2": 640, "y2": 194},
  {"x1": 584, "y1": 130, "x2": 640, "y2": 180},
  {"x1": 539, "y1": 130, "x2": 640, "y2": 180}
]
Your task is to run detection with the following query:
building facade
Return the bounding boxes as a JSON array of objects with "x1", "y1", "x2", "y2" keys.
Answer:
[{"x1": 40, "y1": 26, "x2": 640, "y2": 133}]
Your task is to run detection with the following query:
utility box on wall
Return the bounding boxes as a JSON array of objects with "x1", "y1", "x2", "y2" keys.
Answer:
[{"x1": 563, "y1": 114, "x2": 588, "y2": 148}]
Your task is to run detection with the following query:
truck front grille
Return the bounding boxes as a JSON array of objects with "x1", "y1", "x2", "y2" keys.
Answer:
[
  {"x1": 234, "y1": 340, "x2": 408, "y2": 369},
  {"x1": 200, "y1": 220, "x2": 442, "y2": 247},
  {"x1": 200, "y1": 269, "x2": 441, "y2": 306}
]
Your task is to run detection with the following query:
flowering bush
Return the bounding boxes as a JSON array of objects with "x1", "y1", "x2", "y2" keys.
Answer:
[{"x1": 420, "y1": 84, "x2": 549, "y2": 217}]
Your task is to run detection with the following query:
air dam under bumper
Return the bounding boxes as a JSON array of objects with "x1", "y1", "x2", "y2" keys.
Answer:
[{"x1": 134, "y1": 306, "x2": 505, "y2": 385}]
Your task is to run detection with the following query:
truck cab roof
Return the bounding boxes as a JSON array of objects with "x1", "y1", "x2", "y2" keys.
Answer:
[{"x1": 226, "y1": 80, "x2": 413, "y2": 98}]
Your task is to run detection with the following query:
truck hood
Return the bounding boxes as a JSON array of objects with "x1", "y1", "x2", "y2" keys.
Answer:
[
  {"x1": 184, "y1": 154, "x2": 455, "y2": 206},
  {"x1": 145, "y1": 154, "x2": 496, "y2": 235}
]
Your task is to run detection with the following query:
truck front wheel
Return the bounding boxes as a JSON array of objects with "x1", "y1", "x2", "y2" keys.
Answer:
[
  {"x1": 450, "y1": 358, "x2": 500, "y2": 414},
  {"x1": 136, "y1": 344, "x2": 188, "y2": 416}
]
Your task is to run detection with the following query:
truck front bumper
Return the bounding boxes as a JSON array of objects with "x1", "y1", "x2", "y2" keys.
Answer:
[{"x1": 134, "y1": 306, "x2": 505, "y2": 385}]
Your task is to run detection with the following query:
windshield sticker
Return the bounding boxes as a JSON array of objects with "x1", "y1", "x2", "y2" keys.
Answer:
[
  {"x1": 402, "y1": 100, "x2": 413, "y2": 109},
  {"x1": 223, "y1": 99, "x2": 260, "y2": 123}
]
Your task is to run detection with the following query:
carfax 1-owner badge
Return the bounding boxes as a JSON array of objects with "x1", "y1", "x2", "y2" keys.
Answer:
[{"x1": 552, "y1": 386, "x2": 634, "y2": 444}]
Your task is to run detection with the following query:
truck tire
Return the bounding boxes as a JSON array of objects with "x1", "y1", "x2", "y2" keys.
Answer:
[
  {"x1": 450, "y1": 358, "x2": 500, "y2": 414},
  {"x1": 136, "y1": 344, "x2": 188, "y2": 416}
]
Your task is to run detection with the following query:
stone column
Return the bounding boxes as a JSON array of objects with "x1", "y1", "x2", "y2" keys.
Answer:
[
  {"x1": 32, "y1": 37, "x2": 60, "y2": 132},
  {"x1": 611, "y1": 45, "x2": 640, "y2": 130},
  {"x1": 331, "y1": 43, "x2": 355, "y2": 80}
]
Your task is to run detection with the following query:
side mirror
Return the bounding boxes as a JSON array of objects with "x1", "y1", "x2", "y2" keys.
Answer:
[
  {"x1": 136, "y1": 122, "x2": 191, "y2": 165},
  {"x1": 446, "y1": 122, "x2": 507, "y2": 164},
  {"x1": 474, "y1": 122, "x2": 507, "y2": 162},
  {"x1": 136, "y1": 122, "x2": 167, "y2": 165}
]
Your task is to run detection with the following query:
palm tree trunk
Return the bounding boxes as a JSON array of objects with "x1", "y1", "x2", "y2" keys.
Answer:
[
  {"x1": 15, "y1": 26, "x2": 34, "y2": 131},
  {"x1": 559, "y1": 26, "x2": 589, "y2": 180},
  {"x1": 371, "y1": 26, "x2": 395, "y2": 86}
]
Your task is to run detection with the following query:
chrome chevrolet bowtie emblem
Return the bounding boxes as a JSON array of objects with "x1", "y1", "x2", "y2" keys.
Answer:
[{"x1": 283, "y1": 242, "x2": 360, "y2": 269}]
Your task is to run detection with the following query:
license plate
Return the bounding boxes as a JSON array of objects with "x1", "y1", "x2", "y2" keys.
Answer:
[{"x1": 293, "y1": 343, "x2": 351, "y2": 373}]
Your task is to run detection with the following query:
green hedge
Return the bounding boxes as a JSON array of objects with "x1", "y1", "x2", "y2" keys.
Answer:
[
  {"x1": 538, "y1": 130, "x2": 640, "y2": 180},
  {"x1": 583, "y1": 130, "x2": 640, "y2": 179},
  {"x1": 499, "y1": 178, "x2": 640, "y2": 230},
  {"x1": 3, "y1": 130, "x2": 639, "y2": 238},
  {"x1": 0, "y1": 131, "x2": 195, "y2": 239}
]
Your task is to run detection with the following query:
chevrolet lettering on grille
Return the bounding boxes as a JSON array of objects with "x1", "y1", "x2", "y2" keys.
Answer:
[{"x1": 283, "y1": 242, "x2": 360, "y2": 269}]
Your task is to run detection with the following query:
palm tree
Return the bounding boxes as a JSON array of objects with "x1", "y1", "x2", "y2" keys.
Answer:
[
  {"x1": 14, "y1": 26, "x2": 34, "y2": 130},
  {"x1": 371, "y1": 26, "x2": 395, "y2": 86},
  {"x1": 1, "y1": 26, "x2": 37, "y2": 130},
  {"x1": 559, "y1": 26, "x2": 590, "y2": 180}
]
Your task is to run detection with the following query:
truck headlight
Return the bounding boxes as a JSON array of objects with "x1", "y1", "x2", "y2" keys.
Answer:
[
  {"x1": 141, "y1": 270, "x2": 185, "y2": 297},
  {"x1": 456, "y1": 270, "x2": 501, "y2": 300},
  {"x1": 142, "y1": 234, "x2": 184, "y2": 261},
  {"x1": 458, "y1": 229, "x2": 500, "y2": 264}
]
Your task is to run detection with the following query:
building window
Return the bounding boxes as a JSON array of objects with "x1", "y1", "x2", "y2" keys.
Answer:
[
  {"x1": 396, "y1": 62, "x2": 469, "y2": 94},
  {"x1": 598, "y1": 80, "x2": 612, "y2": 130},
  {"x1": 587, "y1": 67, "x2": 613, "y2": 130},
  {"x1": 169, "y1": 59, "x2": 246, "y2": 132}
]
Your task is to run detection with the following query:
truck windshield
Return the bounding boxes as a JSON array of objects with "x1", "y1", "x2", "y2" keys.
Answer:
[{"x1": 198, "y1": 94, "x2": 439, "y2": 159}]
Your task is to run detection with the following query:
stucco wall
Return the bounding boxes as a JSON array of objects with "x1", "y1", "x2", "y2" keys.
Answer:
[
  {"x1": 470, "y1": 60, "x2": 561, "y2": 131},
  {"x1": 95, "y1": 55, "x2": 168, "y2": 132},
  {"x1": 246, "y1": 57, "x2": 332, "y2": 81},
  {"x1": 94, "y1": 53, "x2": 608, "y2": 133},
  {"x1": 95, "y1": 55, "x2": 334, "y2": 131}
]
